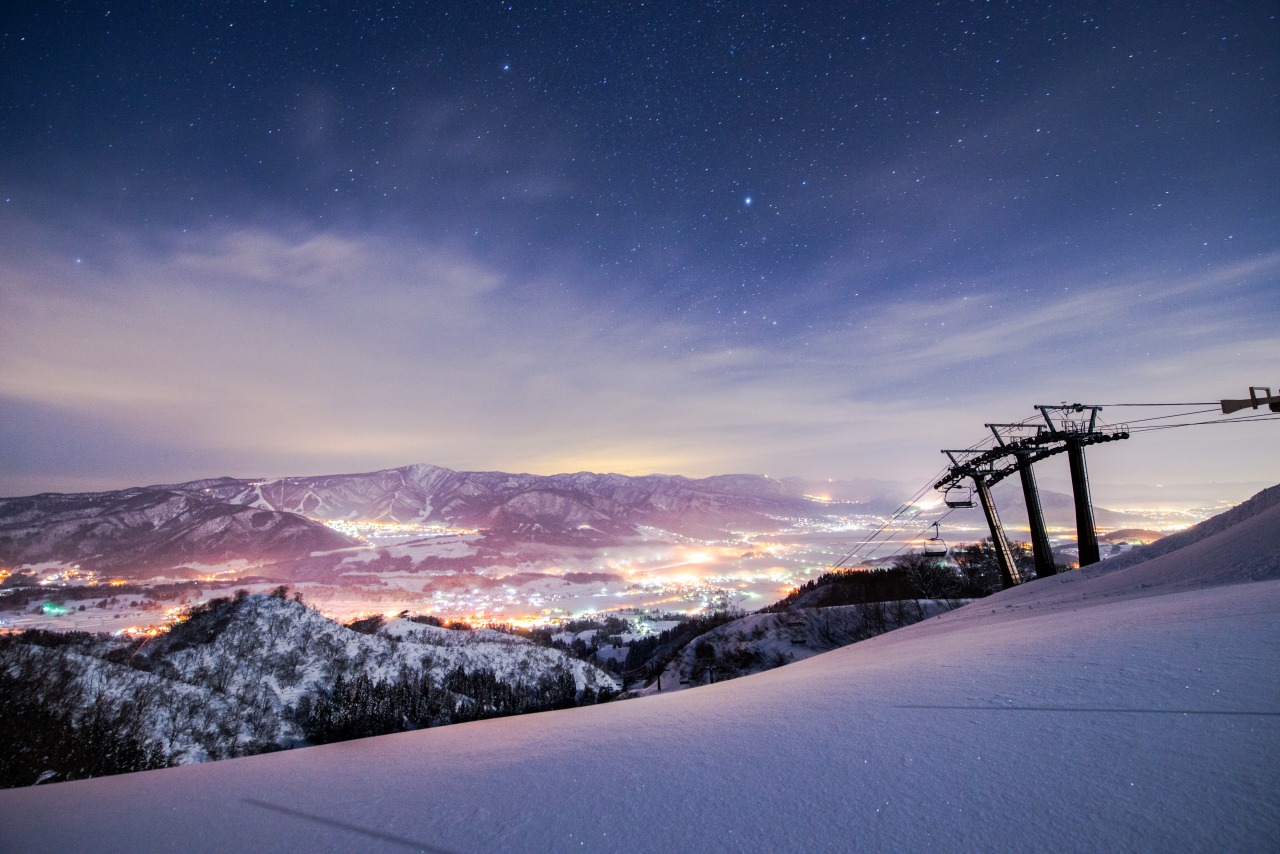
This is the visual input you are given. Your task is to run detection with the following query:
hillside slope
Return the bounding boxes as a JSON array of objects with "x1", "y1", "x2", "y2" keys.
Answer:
[
  {"x1": 0, "y1": 595, "x2": 619, "y2": 785},
  {"x1": 0, "y1": 489, "x2": 353, "y2": 573},
  {"x1": 635, "y1": 599, "x2": 957, "y2": 693},
  {"x1": 1083, "y1": 482, "x2": 1280, "y2": 576},
  {"x1": 959, "y1": 484, "x2": 1280, "y2": 620},
  {"x1": 2, "y1": 485, "x2": 1276, "y2": 852}
]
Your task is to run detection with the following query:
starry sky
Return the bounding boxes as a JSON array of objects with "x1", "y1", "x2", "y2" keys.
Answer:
[{"x1": 1, "y1": 1, "x2": 1277, "y2": 506}]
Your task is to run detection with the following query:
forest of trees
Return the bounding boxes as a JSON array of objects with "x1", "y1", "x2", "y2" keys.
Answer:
[
  {"x1": 0, "y1": 639, "x2": 169, "y2": 787},
  {"x1": 293, "y1": 662, "x2": 590, "y2": 745},
  {"x1": 619, "y1": 611, "x2": 743, "y2": 682},
  {"x1": 0, "y1": 591, "x2": 617, "y2": 788},
  {"x1": 766, "y1": 537, "x2": 1040, "y2": 611}
]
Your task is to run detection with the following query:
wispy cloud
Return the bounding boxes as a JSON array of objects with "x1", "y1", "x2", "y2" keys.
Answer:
[{"x1": 1, "y1": 219, "x2": 1277, "y2": 496}]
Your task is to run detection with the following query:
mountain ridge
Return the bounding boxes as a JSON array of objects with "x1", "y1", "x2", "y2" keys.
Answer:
[
  {"x1": 0, "y1": 487, "x2": 353, "y2": 572},
  {"x1": 186, "y1": 463, "x2": 818, "y2": 536},
  {"x1": 2, "y1": 462, "x2": 1184, "y2": 578}
]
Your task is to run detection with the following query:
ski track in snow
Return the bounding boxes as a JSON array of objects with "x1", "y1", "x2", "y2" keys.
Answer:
[{"x1": 2, "y1": 555, "x2": 1277, "y2": 852}]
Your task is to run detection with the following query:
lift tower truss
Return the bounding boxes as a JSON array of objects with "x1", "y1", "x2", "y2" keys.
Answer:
[
  {"x1": 939, "y1": 451, "x2": 1021, "y2": 589},
  {"x1": 1034, "y1": 404, "x2": 1129, "y2": 568},
  {"x1": 987, "y1": 423, "x2": 1056, "y2": 579},
  {"x1": 935, "y1": 404, "x2": 1128, "y2": 581}
]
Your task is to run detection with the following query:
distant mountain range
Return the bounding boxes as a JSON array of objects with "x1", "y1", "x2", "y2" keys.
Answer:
[
  {"x1": 975, "y1": 481, "x2": 1155, "y2": 530},
  {"x1": 0, "y1": 465, "x2": 830, "y2": 573},
  {"x1": 177, "y1": 463, "x2": 825, "y2": 536},
  {"x1": 0, "y1": 463, "x2": 1158, "y2": 574}
]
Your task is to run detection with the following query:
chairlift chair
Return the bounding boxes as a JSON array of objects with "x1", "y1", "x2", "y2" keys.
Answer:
[
  {"x1": 785, "y1": 617, "x2": 807, "y2": 645},
  {"x1": 922, "y1": 522, "x2": 948, "y2": 557},
  {"x1": 943, "y1": 485, "x2": 975, "y2": 508}
]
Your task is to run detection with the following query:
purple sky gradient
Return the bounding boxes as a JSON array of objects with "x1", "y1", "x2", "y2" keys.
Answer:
[{"x1": 1, "y1": 2, "x2": 1276, "y2": 505}]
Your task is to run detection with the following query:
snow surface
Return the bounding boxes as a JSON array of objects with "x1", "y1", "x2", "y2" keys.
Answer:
[
  {"x1": 2, "y1": 532, "x2": 1277, "y2": 852},
  {"x1": 638, "y1": 599, "x2": 959, "y2": 695}
]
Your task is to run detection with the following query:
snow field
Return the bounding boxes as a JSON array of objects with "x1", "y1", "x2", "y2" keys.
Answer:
[{"x1": 2, "y1": 568, "x2": 1275, "y2": 853}]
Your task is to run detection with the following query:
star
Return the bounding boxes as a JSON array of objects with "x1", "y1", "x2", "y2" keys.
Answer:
[{"x1": 0, "y1": 1, "x2": 1272, "y2": 499}]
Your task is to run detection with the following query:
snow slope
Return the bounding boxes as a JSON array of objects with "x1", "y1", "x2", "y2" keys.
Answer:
[
  {"x1": 1079, "y1": 481, "x2": 1280, "y2": 579},
  {"x1": 2, "y1": 504, "x2": 1277, "y2": 852},
  {"x1": 637, "y1": 600, "x2": 958, "y2": 694}
]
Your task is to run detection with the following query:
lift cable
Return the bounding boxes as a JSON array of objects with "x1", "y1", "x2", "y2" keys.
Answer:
[
  {"x1": 1094, "y1": 401, "x2": 1219, "y2": 407},
  {"x1": 829, "y1": 478, "x2": 965, "y2": 570},
  {"x1": 831, "y1": 508, "x2": 956, "y2": 571},
  {"x1": 830, "y1": 497, "x2": 932, "y2": 570},
  {"x1": 1125, "y1": 411, "x2": 1279, "y2": 429},
  {"x1": 838, "y1": 510, "x2": 960, "y2": 570},
  {"x1": 1112, "y1": 406, "x2": 1221, "y2": 425},
  {"x1": 830, "y1": 506, "x2": 923, "y2": 570},
  {"x1": 1126, "y1": 413, "x2": 1280, "y2": 433},
  {"x1": 827, "y1": 423, "x2": 1019, "y2": 572}
]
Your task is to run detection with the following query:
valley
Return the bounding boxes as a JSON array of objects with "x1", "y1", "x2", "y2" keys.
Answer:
[{"x1": 1, "y1": 462, "x2": 1205, "y2": 636}]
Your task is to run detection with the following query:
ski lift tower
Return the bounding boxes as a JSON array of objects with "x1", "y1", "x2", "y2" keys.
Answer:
[
  {"x1": 986, "y1": 423, "x2": 1057, "y2": 579},
  {"x1": 937, "y1": 451, "x2": 1022, "y2": 589},
  {"x1": 935, "y1": 404, "x2": 1127, "y2": 580},
  {"x1": 1035, "y1": 404, "x2": 1128, "y2": 567}
]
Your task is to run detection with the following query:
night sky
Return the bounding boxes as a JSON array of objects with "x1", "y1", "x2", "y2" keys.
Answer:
[{"x1": 2, "y1": 2, "x2": 1277, "y2": 505}]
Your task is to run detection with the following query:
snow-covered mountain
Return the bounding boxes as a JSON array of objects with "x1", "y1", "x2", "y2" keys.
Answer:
[
  {"x1": 196, "y1": 464, "x2": 1150, "y2": 533},
  {"x1": 0, "y1": 488, "x2": 353, "y2": 572},
  {"x1": 182, "y1": 463, "x2": 824, "y2": 538},
  {"x1": 0, "y1": 465, "x2": 833, "y2": 575},
  {"x1": 0, "y1": 464, "x2": 1168, "y2": 578}
]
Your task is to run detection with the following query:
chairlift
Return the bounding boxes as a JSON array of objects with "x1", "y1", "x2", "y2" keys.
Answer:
[
  {"x1": 943, "y1": 485, "x2": 975, "y2": 508},
  {"x1": 922, "y1": 522, "x2": 948, "y2": 557},
  {"x1": 785, "y1": 617, "x2": 807, "y2": 645}
]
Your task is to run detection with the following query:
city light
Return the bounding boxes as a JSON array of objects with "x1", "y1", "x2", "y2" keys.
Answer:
[
  {"x1": 318, "y1": 519, "x2": 477, "y2": 543},
  {"x1": 0, "y1": 503, "x2": 1196, "y2": 634}
]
